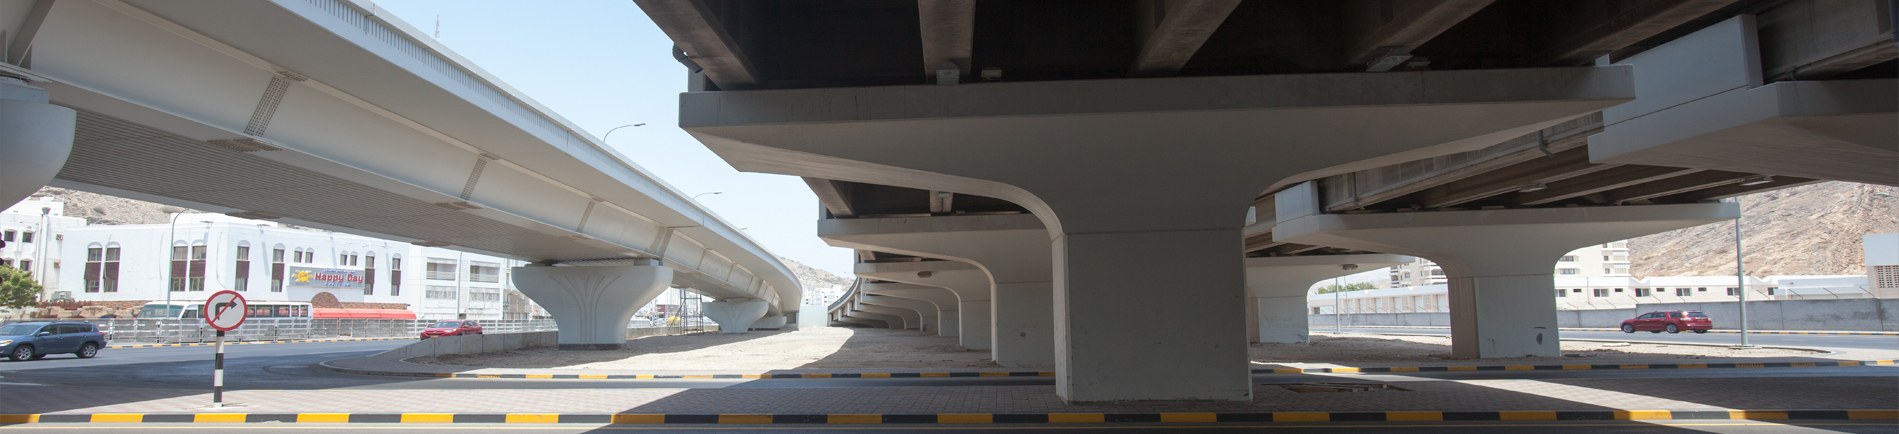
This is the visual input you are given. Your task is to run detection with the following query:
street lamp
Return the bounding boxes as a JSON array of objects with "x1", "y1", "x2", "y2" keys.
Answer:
[
  {"x1": 162, "y1": 207, "x2": 184, "y2": 319},
  {"x1": 600, "y1": 123, "x2": 647, "y2": 144}
]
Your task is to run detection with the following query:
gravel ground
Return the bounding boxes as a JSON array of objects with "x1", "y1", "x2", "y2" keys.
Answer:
[
  {"x1": 1251, "y1": 332, "x2": 1825, "y2": 364},
  {"x1": 414, "y1": 329, "x2": 1825, "y2": 371},
  {"x1": 411, "y1": 327, "x2": 998, "y2": 370}
]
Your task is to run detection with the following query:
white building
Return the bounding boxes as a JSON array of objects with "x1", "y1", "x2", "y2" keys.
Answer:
[
  {"x1": 1, "y1": 198, "x2": 88, "y2": 297},
  {"x1": 1868, "y1": 233, "x2": 1898, "y2": 297},
  {"x1": 55, "y1": 213, "x2": 541, "y2": 320},
  {"x1": 1387, "y1": 240, "x2": 1630, "y2": 288}
]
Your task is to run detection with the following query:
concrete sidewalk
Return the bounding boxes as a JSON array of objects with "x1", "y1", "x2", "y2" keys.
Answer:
[{"x1": 0, "y1": 377, "x2": 1891, "y2": 416}]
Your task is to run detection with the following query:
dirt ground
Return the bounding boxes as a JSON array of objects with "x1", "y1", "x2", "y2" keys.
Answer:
[
  {"x1": 411, "y1": 327, "x2": 998, "y2": 370},
  {"x1": 414, "y1": 328, "x2": 1826, "y2": 371},
  {"x1": 1251, "y1": 332, "x2": 1825, "y2": 364}
]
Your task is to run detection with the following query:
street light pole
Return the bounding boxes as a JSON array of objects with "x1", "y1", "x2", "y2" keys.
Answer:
[
  {"x1": 1733, "y1": 196, "x2": 1753, "y2": 348},
  {"x1": 600, "y1": 123, "x2": 647, "y2": 144},
  {"x1": 164, "y1": 210, "x2": 183, "y2": 318}
]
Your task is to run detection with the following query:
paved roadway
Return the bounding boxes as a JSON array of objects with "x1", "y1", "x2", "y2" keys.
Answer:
[
  {"x1": 1324, "y1": 327, "x2": 1899, "y2": 350},
  {"x1": 3, "y1": 421, "x2": 1895, "y2": 433},
  {"x1": 0, "y1": 339, "x2": 1894, "y2": 391}
]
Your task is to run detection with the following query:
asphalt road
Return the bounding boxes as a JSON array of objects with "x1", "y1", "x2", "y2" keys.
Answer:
[
  {"x1": 0, "y1": 340, "x2": 1892, "y2": 392},
  {"x1": 1327, "y1": 327, "x2": 1899, "y2": 350},
  {"x1": 3, "y1": 421, "x2": 1895, "y2": 433}
]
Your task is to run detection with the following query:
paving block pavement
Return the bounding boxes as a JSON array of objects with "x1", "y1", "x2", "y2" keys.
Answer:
[{"x1": 0, "y1": 377, "x2": 1891, "y2": 416}]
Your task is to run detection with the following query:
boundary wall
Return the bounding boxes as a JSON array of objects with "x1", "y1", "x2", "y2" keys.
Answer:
[{"x1": 1309, "y1": 299, "x2": 1897, "y2": 331}]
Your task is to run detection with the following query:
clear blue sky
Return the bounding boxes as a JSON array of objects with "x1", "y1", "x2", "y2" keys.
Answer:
[{"x1": 375, "y1": 1, "x2": 856, "y2": 278}]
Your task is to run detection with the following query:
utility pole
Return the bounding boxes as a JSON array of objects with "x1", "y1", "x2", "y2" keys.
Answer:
[{"x1": 1734, "y1": 196, "x2": 1753, "y2": 348}]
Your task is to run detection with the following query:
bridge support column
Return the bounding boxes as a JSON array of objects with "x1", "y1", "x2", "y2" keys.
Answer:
[
  {"x1": 863, "y1": 294, "x2": 939, "y2": 333},
  {"x1": 822, "y1": 215, "x2": 1052, "y2": 366},
  {"x1": 1243, "y1": 255, "x2": 1411, "y2": 343},
  {"x1": 750, "y1": 314, "x2": 788, "y2": 330},
  {"x1": 0, "y1": 78, "x2": 76, "y2": 208},
  {"x1": 1276, "y1": 202, "x2": 1735, "y2": 358},
  {"x1": 864, "y1": 283, "x2": 962, "y2": 337},
  {"x1": 855, "y1": 303, "x2": 921, "y2": 330},
  {"x1": 513, "y1": 264, "x2": 671, "y2": 350},
  {"x1": 994, "y1": 281, "x2": 1054, "y2": 368},
  {"x1": 704, "y1": 299, "x2": 769, "y2": 334}
]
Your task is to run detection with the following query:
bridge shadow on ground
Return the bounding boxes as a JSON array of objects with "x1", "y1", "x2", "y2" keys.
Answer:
[
  {"x1": 786, "y1": 327, "x2": 997, "y2": 372},
  {"x1": 410, "y1": 330, "x2": 781, "y2": 370}
]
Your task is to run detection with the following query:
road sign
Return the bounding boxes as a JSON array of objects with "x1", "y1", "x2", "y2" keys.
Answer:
[{"x1": 204, "y1": 290, "x2": 248, "y2": 332}]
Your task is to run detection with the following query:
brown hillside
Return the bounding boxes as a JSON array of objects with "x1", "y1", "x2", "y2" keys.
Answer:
[{"x1": 1628, "y1": 182, "x2": 1899, "y2": 277}]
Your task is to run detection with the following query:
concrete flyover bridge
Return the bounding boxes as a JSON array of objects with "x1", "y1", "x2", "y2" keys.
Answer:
[
  {"x1": 637, "y1": 0, "x2": 1891, "y2": 403},
  {"x1": 0, "y1": 0, "x2": 800, "y2": 348}
]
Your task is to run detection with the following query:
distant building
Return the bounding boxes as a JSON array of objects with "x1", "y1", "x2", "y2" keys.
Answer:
[
  {"x1": 52, "y1": 212, "x2": 541, "y2": 320},
  {"x1": 1387, "y1": 240, "x2": 1630, "y2": 288},
  {"x1": 1, "y1": 198, "x2": 88, "y2": 298}
]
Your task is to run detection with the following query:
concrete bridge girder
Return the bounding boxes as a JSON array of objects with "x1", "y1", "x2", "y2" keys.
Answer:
[{"x1": 689, "y1": 63, "x2": 1635, "y2": 403}]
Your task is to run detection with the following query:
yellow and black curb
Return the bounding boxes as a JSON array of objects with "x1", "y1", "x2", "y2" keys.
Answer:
[
  {"x1": 1250, "y1": 359, "x2": 1896, "y2": 374},
  {"x1": 1337, "y1": 326, "x2": 1899, "y2": 336},
  {"x1": 4, "y1": 410, "x2": 1894, "y2": 424},
  {"x1": 111, "y1": 337, "x2": 417, "y2": 349}
]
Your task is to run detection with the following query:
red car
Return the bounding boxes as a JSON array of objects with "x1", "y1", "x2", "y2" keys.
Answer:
[
  {"x1": 420, "y1": 320, "x2": 483, "y2": 339},
  {"x1": 1621, "y1": 311, "x2": 1712, "y2": 334}
]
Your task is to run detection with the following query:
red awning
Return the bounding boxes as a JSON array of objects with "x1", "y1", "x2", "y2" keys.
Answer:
[{"x1": 312, "y1": 308, "x2": 417, "y2": 319}]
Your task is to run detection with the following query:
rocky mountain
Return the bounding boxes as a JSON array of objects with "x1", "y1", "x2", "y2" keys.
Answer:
[
  {"x1": 777, "y1": 256, "x2": 856, "y2": 292},
  {"x1": 1628, "y1": 181, "x2": 1899, "y2": 277},
  {"x1": 27, "y1": 187, "x2": 196, "y2": 225}
]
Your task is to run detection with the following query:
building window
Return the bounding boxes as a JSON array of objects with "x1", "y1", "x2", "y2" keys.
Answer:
[
  {"x1": 1555, "y1": 289, "x2": 1566, "y2": 298},
  {"x1": 470, "y1": 289, "x2": 500, "y2": 302},
  {"x1": 1698, "y1": 287, "x2": 1707, "y2": 292},
  {"x1": 189, "y1": 245, "x2": 207, "y2": 291},
  {"x1": 170, "y1": 245, "x2": 188, "y2": 292},
  {"x1": 340, "y1": 253, "x2": 348, "y2": 265},
  {"x1": 85, "y1": 247, "x2": 102, "y2": 293},
  {"x1": 1430, "y1": 269, "x2": 1444, "y2": 276},
  {"x1": 425, "y1": 285, "x2": 457, "y2": 300},
  {"x1": 272, "y1": 246, "x2": 287, "y2": 292},
  {"x1": 1614, "y1": 288, "x2": 1624, "y2": 293},
  {"x1": 364, "y1": 253, "x2": 376, "y2": 296},
  {"x1": 20, "y1": 232, "x2": 32, "y2": 243},
  {"x1": 1560, "y1": 255, "x2": 1576, "y2": 262},
  {"x1": 426, "y1": 259, "x2": 458, "y2": 280},
  {"x1": 390, "y1": 257, "x2": 402, "y2": 297},
  {"x1": 468, "y1": 261, "x2": 501, "y2": 283},
  {"x1": 1593, "y1": 288, "x2": 1608, "y2": 297},
  {"x1": 234, "y1": 245, "x2": 250, "y2": 292},
  {"x1": 1726, "y1": 287, "x2": 1738, "y2": 296},
  {"x1": 1635, "y1": 288, "x2": 1651, "y2": 297},
  {"x1": 1, "y1": 230, "x2": 12, "y2": 242},
  {"x1": 1674, "y1": 288, "x2": 1690, "y2": 297},
  {"x1": 1558, "y1": 268, "x2": 1579, "y2": 275},
  {"x1": 1767, "y1": 287, "x2": 1777, "y2": 295}
]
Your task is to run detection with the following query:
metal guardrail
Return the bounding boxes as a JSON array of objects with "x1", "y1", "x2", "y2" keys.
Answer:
[{"x1": 0, "y1": 318, "x2": 558, "y2": 343}]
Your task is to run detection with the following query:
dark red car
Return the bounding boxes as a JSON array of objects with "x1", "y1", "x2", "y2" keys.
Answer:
[
  {"x1": 1621, "y1": 311, "x2": 1712, "y2": 334},
  {"x1": 420, "y1": 320, "x2": 483, "y2": 339}
]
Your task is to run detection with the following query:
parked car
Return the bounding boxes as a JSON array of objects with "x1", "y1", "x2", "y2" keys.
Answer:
[
  {"x1": 1, "y1": 322, "x2": 107, "y2": 361},
  {"x1": 419, "y1": 320, "x2": 483, "y2": 339},
  {"x1": 1620, "y1": 311, "x2": 1712, "y2": 334}
]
